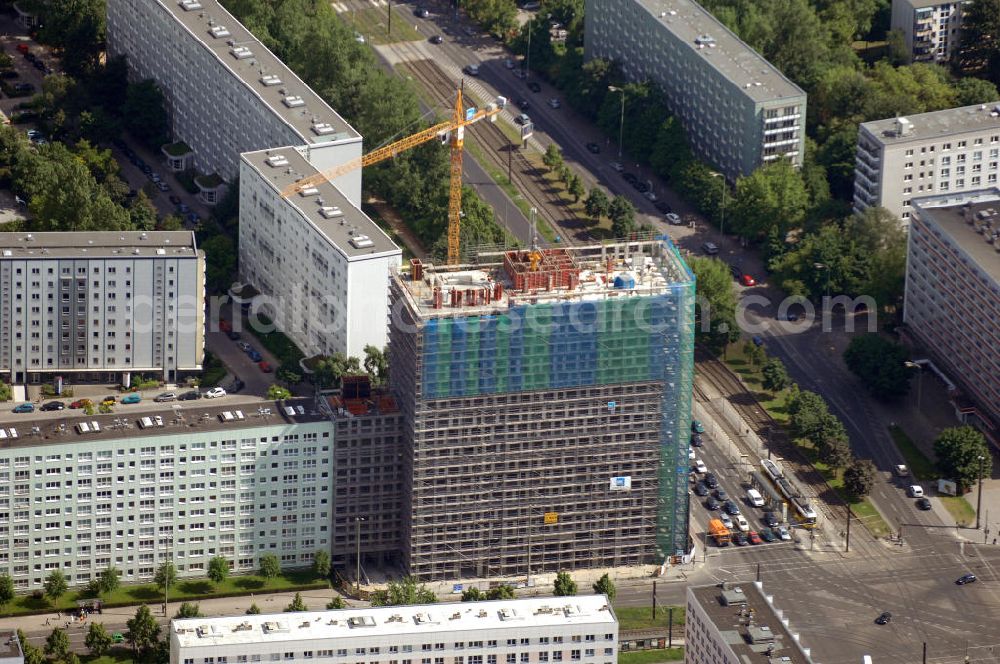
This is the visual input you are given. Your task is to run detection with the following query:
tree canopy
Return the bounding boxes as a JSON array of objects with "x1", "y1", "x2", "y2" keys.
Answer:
[
  {"x1": 369, "y1": 576, "x2": 437, "y2": 606},
  {"x1": 688, "y1": 257, "x2": 740, "y2": 355},
  {"x1": 553, "y1": 571, "x2": 577, "y2": 596},
  {"x1": 934, "y1": 426, "x2": 992, "y2": 490},
  {"x1": 843, "y1": 334, "x2": 912, "y2": 400}
]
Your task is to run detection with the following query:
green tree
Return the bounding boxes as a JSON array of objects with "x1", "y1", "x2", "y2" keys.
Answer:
[
  {"x1": 553, "y1": 571, "x2": 577, "y2": 596},
  {"x1": 0, "y1": 573, "x2": 14, "y2": 608},
  {"x1": 543, "y1": 143, "x2": 564, "y2": 173},
  {"x1": 154, "y1": 562, "x2": 177, "y2": 593},
  {"x1": 129, "y1": 191, "x2": 159, "y2": 231},
  {"x1": 819, "y1": 438, "x2": 854, "y2": 470},
  {"x1": 201, "y1": 234, "x2": 237, "y2": 293},
  {"x1": 465, "y1": 0, "x2": 518, "y2": 38},
  {"x1": 125, "y1": 605, "x2": 161, "y2": 659},
  {"x1": 85, "y1": 622, "x2": 113, "y2": 657},
  {"x1": 584, "y1": 187, "x2": 610, "y2": 222},
  {"x1": 267, "y1": 384, "x2": 292, "y2": 400},
  {"x1": 743, "y1": 341, "x2": 765, "y2": 368},
  {"x1": 326, "y1": 597, "x2": 346, "y2": 610},
  {"x1": 461, "y1": 587, "x2": 485, "y2": 601},
  {"x1": 689, "y1": 257, "x2": 740, "y2": 356},
  {"x1": 30, "y1": 0, "x2": 106, "y2": 76},
  {"x1": 21, "y1": 642, "x2": 44, "y2": 664},
  {"x1": 934, "y1": 426, "x2": 992, "y2": 490},
  {"x1": 122, "y1": 80, "x2": 171, "y2": 150},
  {"x1": 0, "y1": 380, "x2": 11, "y2": 402},
  {"x1": 285, "y1": 592, "x2": 309, "y2": 612},
  {"x1": 44, "y1": 628, "x2": 71, "y2": 662},
  {"x1": 313, "y1": 353, "x2": 362, "y2": 389},
  {"x1": 954, "y1": 77, "x2": 1000, "y2": 106},
  {"x1": 313, "y1": 550, "x2": 331, "y2": 579},
  {"x1": 247, "y1": 603, "x2": 262, "y2": 615},
  {"x1": 953, "y1": 0, "x2": 1000, "y2": 85},
  {"x1": 174, "y1": 602, "x2": 202, "y2": 619},
  {"x1": 486, "y1": 584, "x2": 515, "y2": 600},
  {"x1": 259, "y1": 554, "x2": 281, "y2": 579},
  {"x1": 43, "y1": 569, "x2": 68, "y2": 603},
  {"x1": 98, "y1": 567, "x2": 121, "y2": 596},
  {"x1": 567, "y1": 173, "x2": 585, "y2": 202},
  {"x1": 363, "y1": 345, "x2": 389, "y2": 385},
  {"x1": 843, "y1": 458, "x2": 877, "y2": 498},
  {"x1": 369, "y1": 576, "x2": 437, "y2": 606},
  {"x1": 843, "y1": 334, "x2": 911, "y2": 400},
  {"x1": 592, "y1": 573, "x2": 616, "y2": 601},
  {"x1": 208, "y1": 556, "x2": 230, "y2": 586},
  {"x1": 761, "y1": 358, "x2": 790, "y2": 392},
  {"x1": 732, "y1": 160, "x2": 810, "y2": 240},
  {"x1": 787, "y1": 389, "x2": 848, "y2": 446},
  {"x1": 608, "y1": 195, "x2": 636, "y2": 237}
]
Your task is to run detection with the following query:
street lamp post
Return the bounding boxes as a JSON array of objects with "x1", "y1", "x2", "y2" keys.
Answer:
[
  {"x1": 976, "y1": 456, "x2": 985, "y2": 531},
  {"x1": 608, "y1": 86, "x2": 625, "y2": 160},
  {"x1": 710, "y1": 172, "x2": 726, "y2": 240},
  {"x1": 525, "y1": 18, "x2": 532, "y2": 79},
  {"x1": 904, "y1": 361, "x2": 923, "y2": 410},
  {"x1": 355, "y1": 516, "x2": 365, "y2": 595},
  {"x1": 813, "y1": 262, "x2": 831, "y2": 299}
]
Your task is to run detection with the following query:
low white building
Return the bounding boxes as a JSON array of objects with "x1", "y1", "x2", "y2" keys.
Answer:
[
  {"x1": 239, "y1": 147, "x2": 401, "y2": 359},
  {"x1": 171, "y1": 596, "x2": 618, "y2": 664}
]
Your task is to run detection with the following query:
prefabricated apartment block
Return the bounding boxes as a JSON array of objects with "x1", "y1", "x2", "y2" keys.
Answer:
[{"x1": 389, "y1": 240, "x2": 696, "y2": 580}]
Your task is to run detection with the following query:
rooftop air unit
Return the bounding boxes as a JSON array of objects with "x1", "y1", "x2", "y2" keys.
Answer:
[
  {"x1": 266, "y1": 155, "x2": 290, "y2": 168},
  {"x1": 283, "y1": 95, "x2": 306, "y2": 108},
  {"x1": 896, "y1": 117, "x2": 914, "y2": 137},
  {"x1": 209, "y1": 25, "x2": 231, "y2": 38},
  {"x1": 312, "y1": 122, "x2": 335, "y2": 136},
  {"x1": 349, "y1": 235, "x2": 375, "y2": 249},
  {"x1": 299, "y1": 186, "x2": 320, "y2": 197},
  {"x1": 260, "y1": 74, "x2": 282, "y2": 86},
  {"x1": 230, "y1": 46, "x2": 253, "y2": 59},
  {"x1": 179, "y1": 0, "x2": 203, "y2": 10},
  {"x1": 320, "y1": 206, "x2": 344, "y2": 219}
]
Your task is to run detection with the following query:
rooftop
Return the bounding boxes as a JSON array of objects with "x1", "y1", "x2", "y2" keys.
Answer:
[
  {"x1": 159, "y1": 0, "x2": 359, "y2": 143},
  {"x1": 634, "y1": 0, "x2": 805, "y2": 103},
  {"x1": 396, "y1": 239, "x2": 693, "y2": 320},
  {"x1": 899, "y1": 0, "x2": 956, "y2": 10},
  {"x1": 172, "y1": 596, "x2": 617, "y2": 649},
  {"x1": 0, "y1": 397, "x2": 326, "y2": 450},
  {"x1": 242, "y1": 147, "x2": 399, "y2": 260},
  {"x1": 0, "y1": 231, "x2": 198, "y2": 259},
  {"x1": 0, "y1": 631, "x2": 22, "y2": 661},
  {"x1": 911, "y1": 188, "x2": 1000, "y2": 283},
  {"x1": 688, "y1": 583, "x2": 817, "y2": 664},
  {"x1": 860, "y1": 102, "x2": 1000, "y2": 145}
]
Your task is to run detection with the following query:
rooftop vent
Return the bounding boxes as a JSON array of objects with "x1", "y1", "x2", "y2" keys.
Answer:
[
  {"x1": 179, "y1": 0, "x2": 203, "y2": 10},
  {"x1": 266, "y1": 155, "x2": 290, "y2": 168},
  {"x1": 896, "y1": 117, "x2": 914, "y2": 137},
  {"x1": 320, "y1": 206, "x2": 344, "y2": 219},
  {"x1": 498, "y1": 608, "x2": 523, "y2": 621},
  {"x1": 413, "y1": 613, "x2": 439, "y2": 625},
  {"x1": 209, "y1": 25, "x2": 231, "y2": 38},
  {"x1": 260, "y1": 74, "x2": 282, "y2": 86},
  {"x1": 694, "y1": 34, "x2": 716, "y2": 47},
  {"x1": 346, "y1": 616, "x2": 376, "y2": 628},
  {"x1": 283, "y1": 95, "x2": 306, "y2": 108},
  {"x1": 231, "y1": 46, "x2": 253, "y2": 59},
  {"x1": 156, "y1": 248, "x2": 166, "y2": 255},
  {"x1": 299, "y1": 186, "x2": 320, "y2": 197},
  {"x1": 312, "y1": 122, "x2": 335, "y2": 136},
  {"x1": 349, "y1": 235, "x2": 374, "y2": 249},
  {"x1": 261, "y1": 622, "x2": 290, "y2": 634}
]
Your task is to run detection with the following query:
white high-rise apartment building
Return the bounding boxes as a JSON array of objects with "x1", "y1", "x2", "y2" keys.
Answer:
[
  {"x1": 584, "y1": 0, "x2": 807, "y2": 181},
  {"x1": 170, "y1": 596, "x2": 619, "y2": 664},
  {"x1": 890, "y1": 0, "x2": 969, "y2": 64},
  {"x1": 106, "y1": 0, "x2": 363, "y2": 205},
  {"x1": 239, "y1": 148, "x2": 401, "y2": 359},
  {"x1": 0, "y1": 232, "x2": 204, "y2": 386},
  {"x1": 853, "y1": 103, "x2": 1000, "y2": 222},
  {"x1": 0, "y1": 398, "x2": 333, "y2": 591}
]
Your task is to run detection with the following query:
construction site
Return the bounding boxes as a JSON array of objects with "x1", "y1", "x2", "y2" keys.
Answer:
[{"x1": 387, "y1": 238, "x2": 696, "y2": 580}]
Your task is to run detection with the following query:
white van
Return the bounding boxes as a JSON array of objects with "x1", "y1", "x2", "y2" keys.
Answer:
[
  {"x1": 908, "y1": 485, "x2": 925, "y2": 498},
  {"x1": 746, "y1": 488, "x2": 765, "y2": 508}
]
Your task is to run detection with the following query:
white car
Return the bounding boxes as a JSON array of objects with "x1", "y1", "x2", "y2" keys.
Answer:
[
  {"x1": 688, "y1": 447, "x2": 696, "y2": 460},
  {"x1": 746, "y1": 488, "x2": 765, "y2": 508},
  {"x1": 719, "y1": 513, "x2": 734, "y2": 529},
  {"x1": 777, "y1": 526, "x2": 792, "y2": 541},
  {"x1": 644, "y1": 191, "x2": 657, "y2": 202},
  {"x1": 464, "y1": 64, "x2": 480, "y2": 76},
  {"x1": 204, "y1": 387, "x2": 227, "y2": 399},
  {"x1": 735, "y1": 515, "x2": 749, "y2": 532},
  {"x1": 694, "y1": 459, "x2": 708, "y2": 474},
  {"x1": 666, "y1": 212, "x2": 682, "y2": 225},
  {"x1": 908, "y1": 485, "x2": 925, "y2": 498},
  {"x1": 610, "y1": 161, "x2": 624, "y2": 173},
  {"x1": 547, "y1": 98, "x2": 561, "y2": 109}
]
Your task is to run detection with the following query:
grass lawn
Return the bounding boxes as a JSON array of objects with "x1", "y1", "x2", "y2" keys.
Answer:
[
  {"x1": 618, "y1": 649, "x2": 684, "y2": 664},
  {"x1": 341, "y1": 7, "x2": 422, "y2": 45},
  {"x1": 723, "y1": 346, "x2": 791, "y2": 423},
  {"x1": 614, "y1": 605, "x2": 685, "y2": 631},
  {"x1": 940, "y1": 495, "x2": 977, "y2": 527},
  {"x1": 888, "y1": 425, "x2": 937, "y2": 480},
  {"x1": 0, "y1": 570, "x2": 327, "y2": 618}
]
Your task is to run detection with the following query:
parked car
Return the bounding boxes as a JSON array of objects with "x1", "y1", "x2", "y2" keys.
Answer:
[
  {"x1": 16, "y1": 44, "x2": 29, "y2": 54},
  {"x1": 69, "y1": 399, "x2": 93, "y2": 409},
  {"x1": 0, "y1": 70, "x2": 19, "y2": 79},
  {"x1": 168, "y1": 195, "x2": 181, "y2": 206},
  {"x1": 503, "y1": 58, "x2": 516, "y2": 69},
  {"x1": 777, "y1": 526, "x2": 792, "y2": 541},
  {"x1": 693, "y1": 481, "x2": 709, "y2": 497},
  {"x1": 13, "y1": 403, "x2": 34, "y2": 413},
  {"x1": 740, "y1": 273, "x2": 756, "y2": 287},
  {"x1": 100, "y1": 396, "x2": 117, "y2": 406},
  {"x1": 237, "y1": 341, "x2": 251, "y2": 352},
  {"x1": 429, "y1": 35, "x2": 443, "y2": 44},
  {"x1": 517, "y1": 98, "x2": 530, "y2": 110},
  {"x1": 875, "y1": 612, "x2": 892, "y2": 625},
  {"x1": 705, "y1": 496, "x2": 720, "y2": 511},
  {"x1": 690, "y1": 432, "x2": 704, "y2": 447},
  {"x1": 762, "y1": 511, "x2": 779, "y2": 528},
  {"x1": 258, "y1": 361, "x2": 273, "y2": 373},
  {"x1": 178, "y1": 390, "x2": 202, "y2": 401},
  {"x1": 226, "y1": 330, "x2": 241, "y2": 341},
  {"x1": 665, "y1": 212, "x2": 682, "y2": 225},
  {"x1": 121, "y1": 394, "x2": 141, "y2": 405},
  {"x1": 691, "y1": 420, "x2": 705, "y2": 433},
  {"x1": 719, "y1": 513, "x2": 734, "y2": 529},
  {"x1": 248, "y1": 350, "x2": 263, "y2": 362},
  {"x1": 644, "y1": 191, "x2": 657, "y2": 202},
  {"x1": 633, "y1": 181, "x2": 650, "y2": 194},
  {"x1": 693, "y1": 459, "x2": 708, "y2": 474},
  {"x1": 516, "y1": 113, "x2": 531, "y2": 125},
  {"x1": 759, "y1": 528, "x2": 777, "y2": 543},
  {"x1": 40, "y1": 401, "x2": 65, "y2": 411},
  {"x1": 714, "y1": 488, "x2": 728, "y2": 501},
  {"x1": 414, "y1": 6, "x2": 430, "y2": 17},
  {"x1": 154, "y1": 392, "x2": 177, "y2": 402},
  {"x1": 747, "y1": 530, "x2": 763, "y2": 545},
  {"x1": 746, "y1": 488, "x2": 765, "y2": 508},
  {"x1": 464, "y1": 64, "x2": 480, "y2": 76},
  {"x1": 735, "y1": 515, "x2": 749, "y2": 532},
  {"x1": 702, "y1": 242, "x2": 719, "y2": 255},
  {"x1": 527, "y1": 81, "x2": 541, "y2": 93},
  {"x1": 585, "y1": 142, "x2": 600, "y2": 154},
  {"x1": 512, "y1": 68, "x2": 526, "y2": 79},
  {"x1": 908, "y1": 485, "x2": 925, "y2": 498},
  {"x1": 204, "y1": 387, "x2": 227, "y2": 399},
  {"x1": 704, "y1": 473, "x2": 719, "y2": 489},
  {"x1": 723, "y1": 500, "x2": 741, "y2": 516},
  {"x1": 957, "y1": 573, "x2": 977, "y2": 585},
  {"x1": 547, "y1": 98, "x2": 560, "y2": 109},
  {"x1": 610, "y1": 162, "x2": 624, "y2": 172},
  {"x1": 732, "y1": 531, "x2": 748, "y2": 546}
]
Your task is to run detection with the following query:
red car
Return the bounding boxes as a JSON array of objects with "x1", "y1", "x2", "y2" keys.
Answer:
[
  {"x1": 69, "y1": 399, "x2": 93, "y2": 409},
  {"x1": 16, "y1": 44, "x2": 29, "y2": 54},
  {"x1": 258, "y1": 361, "x2": 273, "y2": 373},
  {"x1": 747, "y1": 531, "x2": 763, "y2": 545},
  {"x1": 219, "y1": 318, "x2": 232, "y2": 333},
  {"x1": 740, "y1": 274, "x2": 756, "y2": 287}
]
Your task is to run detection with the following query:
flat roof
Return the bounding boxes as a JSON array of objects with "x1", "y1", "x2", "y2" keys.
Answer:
[
  {"x1": 396, "y1": 239, "x2": 693, "y2": 320},
  {"x1": 0, "y1": 397, "x2": 326, "y2": 450},
  {"x1": 633, "y1": 0, "x2": 805, "y2": 103},
  {"x1": 899, "y1": 0, "x2": 954, "y2": 10},
  {"x1": 0, "y1": 631, "x2": 22, "y2": 660},
  {"x1": 242, "y1": 147, "x2": 399, "y2": 260},
  {"x1": 912, "y1": 188, "x2": 1000, "y2": 282},
  {"x1": 172, "y1": 596, "x2": 616, "y2": 649},
  {"x1": 0, "y1": 231, "x2": 198, "y2": 259},
  {"x1": 860, "y1": 102, "x2": 1000, "y2": 145},
  {"x1": 159, "y1": 0, "x2": 358, "y2": 143},
  {"x1": 688, "y1": 583, "x2": 816, "y2": 664}
]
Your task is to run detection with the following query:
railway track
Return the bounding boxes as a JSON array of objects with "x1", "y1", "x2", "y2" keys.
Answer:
[
  {"x1": 394, "y1": 56, "x2": 586, "y2": 245},
  {"x1": 694, "y1": 350, "x2": 859, "y2": 532}
]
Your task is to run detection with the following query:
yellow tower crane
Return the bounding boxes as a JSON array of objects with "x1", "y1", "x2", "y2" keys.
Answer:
[{"x1": 280, "y1": 87, "x2": 507, "y2": 265}]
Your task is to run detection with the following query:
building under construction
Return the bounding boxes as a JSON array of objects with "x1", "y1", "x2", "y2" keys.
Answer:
[{"x1": 389, "y1": 239, "x2": 696, "y2": 580}]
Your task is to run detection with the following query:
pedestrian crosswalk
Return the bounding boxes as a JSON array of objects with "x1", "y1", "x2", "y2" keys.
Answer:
[
  {"x1": 331, "y1": 2, "x2": 349, "y2": 12},
  {"x1": 331, "y1": 0, "x2": 387, "y2": 12}
]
